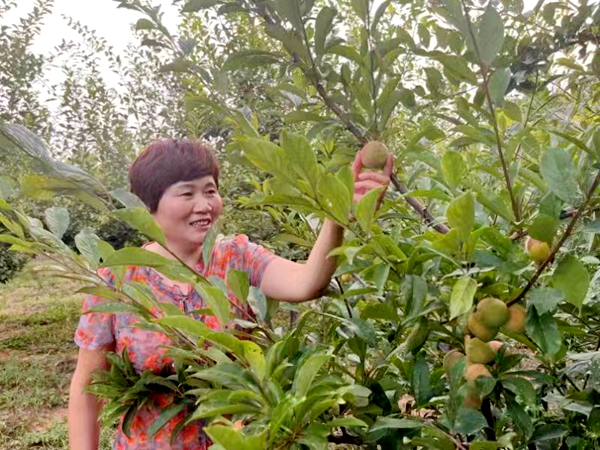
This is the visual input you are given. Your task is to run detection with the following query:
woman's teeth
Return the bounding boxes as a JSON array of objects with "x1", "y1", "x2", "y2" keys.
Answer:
[{"x1": 191, "y1": 219, "x2": 210, "y2": 227}]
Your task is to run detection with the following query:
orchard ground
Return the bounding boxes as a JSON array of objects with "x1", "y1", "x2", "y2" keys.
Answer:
[{"x1": 0, "y1": 258, "x2": 113, "y2": 449}]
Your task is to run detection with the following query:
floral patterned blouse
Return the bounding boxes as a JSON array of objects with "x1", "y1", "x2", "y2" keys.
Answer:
[{"x1": 74, "y1": 235, "x2": 276, "y2": 450}]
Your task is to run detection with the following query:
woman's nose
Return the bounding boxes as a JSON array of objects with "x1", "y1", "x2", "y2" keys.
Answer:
[{"x1": 193, "y1": 196, "x2": 212, "y2": 212}]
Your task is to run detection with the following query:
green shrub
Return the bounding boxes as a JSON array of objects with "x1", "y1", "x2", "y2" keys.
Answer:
[
  {"x1": 95, "y1": 219, "x2": 146, "y2": 250},
  {"x1": 0, "y1": 244, "x2": 26, "y2": 284}
]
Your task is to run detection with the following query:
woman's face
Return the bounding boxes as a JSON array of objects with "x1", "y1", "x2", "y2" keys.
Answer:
[{"x1": 152, "y1": 176, "x2": 223, "y2": 250}]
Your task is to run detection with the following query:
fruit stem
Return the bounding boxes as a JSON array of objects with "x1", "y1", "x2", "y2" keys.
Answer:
[{"x1": 508, "y1": 169, "x2": 600, "y2": 306}]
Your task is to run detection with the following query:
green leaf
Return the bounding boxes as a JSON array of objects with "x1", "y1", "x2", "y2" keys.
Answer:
[
  {"x1": 441, "y1": 151, "x2": 464, "y2": 189},
  {"x1": 326, "y1": 417, "x2": 368, "y2": 428},
  {"x1": 227, "y1": 269, "x2": 249, "y2": 304},
  {"x1": 238, "y1": 138, "x2": 289, "y2": 182},
  {"x1": 101, "y1": 248, "x2": 196, "y2": 283},
  {"x1": 507, "y1": 399, "x2": 533, "y2": 439},
  {"x1": 475, "y1": 190, "x2": 515, "y2": 223},
  {"x1": 355, "y1": 187, "x2": 383, "y2": 233},
  {"x1": 549, "y1": 130, "x2": 594, "y2": 157},
  {"x1": 75, "y1": 230, "x2": 101, "y2": 267},
  {"x1": 293, "y1": 352, "x2": 331, "y2": 397},
  {"x1": 436, "y1": 55, "x2": 478, "y2": 85},
  {"x1": 412, "y1": 352, "x2": 432, "y2": 406},
  {"x1": 361, "y1": 302, "x2": 399, "y2": 321},
  {"x1": 540, "y1": 148, "x2": 579, "y2": 204},
  {"x1": 280, "y1": 130, "x2": 320, "y2": 191},
  {"x1": 402, "y1": 275, "x2": 428, "y2": 319},
  {"x1": 110, "y1": 189, "x2": 146, "y2": 208},
  {"x1": 503, "y1": 101, "x2": 522, "y2": 122},
  {"x1": 314, "y1": 7, "x2": 336, "y2": 57},
  {"x1": 223, "y1": 50, "x2": 282, "y2": 71},
  {"x1": 44, "y1": 207, "x2": 69, "y2": 239},
  {"x1": 247, "y1": 286, "x2": 267, "y2": 321},
  {"x1": 348, "y1": 317, "x2": 377, "y2": 346},
  {"x1": 454, "y1": 408, "x2": 487, "y2": 435},
  {"x1": 488, "y1": 68, "x2": 510, "y2": 104},
  {"x1": 528, "y1": 214, "x2": 558, "y2": 244},
  {"x1": 477, "y1": 5, "x2": 504, "y2": 64},
  {"x1": 160, "y1": 58, "x2": 192, "y2": 73},
  {"x1": 350, "y1": 0, "x2": 368, "y2": 23},
  {"x1": 525, "y1": 308, "x2": 562, "y2": 356},
  {"x1": 148, "y1": 403, "x2": 187, "y2": 437},
  {"x1": 204, "y1": 426, "x2": 265, "y2": 450},
  {"x1": 87, "y1": 301, "x2": 145, "y2": 315},
  {"x1": 531, "y1": 424, "x2": 569, "y2": 442},
  {"x1": 182, "y1": 0, "x2": 220, "y2": 13},
  {"x1": 450, "y1": 276, "x2": 477, "y2": 319},
  {"x1": 157, "y1": 316, "x2": 211, "y2": 337},
  {"x1": 135, "y1": 18, "x2": 155, "y2": 31},
  {"x1": 529, "y1": 288, "x2": 564, "y2": 315},
  {"x1": 551, "y1": 255, "x2": 589, "y2": 309},
  {"x1": 202, "y1": 225, "x2": 218, "y2": 267},
  {"x1": 446, "y1": 192, "x2": 475, "y2": 241},
  {"x1": 0, "y1": 216, "x2": 24, "y2": 239},
  {"x1": 205, "y1": 332, "x2": 244, "y2": 355},
  {"x1": 242, "y1": 341, "x2": 266, "y2": 379},
  {"x1": 501, "y1": 376, "x2": 536, "y2": 406},
  {"x1": 317, "y1": 173, "x2": 351, "y2": 225},
  {"x1": 284, "y1": 111, "x2": 324, "y2": 123},
  {"x1": 196, "y1": 285, "x2": 232, "y2": 328},
  {"x1": 369, "y1": 417, "x2": 424, "y2": 433},
  {"x1": 114, "y1": 207, "x2": 165, "y2": 246},
  {"x1": 1, "y1": 123, "x2": 51, "y2": 160}
]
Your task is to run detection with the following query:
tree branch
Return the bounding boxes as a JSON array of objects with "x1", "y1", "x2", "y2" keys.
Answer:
[
  {"x1": 508, "y1": 170, "x2": 600, "y2": 306},
  {"x1": 459, "y1": 0, "x2": 521, "y2": 223}
]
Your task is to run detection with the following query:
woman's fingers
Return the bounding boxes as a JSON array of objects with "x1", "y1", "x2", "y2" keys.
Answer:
[
  {"x1": 356, "y1": 171, "x2": 391, "y2": 184},
  {"x1": 355, "y1": 179, "x2": 383, "y2": 192},
  {"x1": 352, "y1": 148, "x2": 394, "y2": 204},
  {"x1": 352, "y1": 149, "x2": 364, "y2": 179}
]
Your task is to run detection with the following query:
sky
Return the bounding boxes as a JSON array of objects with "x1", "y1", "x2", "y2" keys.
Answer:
[{"x1": 10, "y1": 0, "x2": 179, "y2": 55}]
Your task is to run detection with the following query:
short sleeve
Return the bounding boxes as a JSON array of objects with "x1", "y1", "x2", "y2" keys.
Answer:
[
  {"x1": 221, "y1": 235, "x2": 276, "y2": 287},
  {"x1": 74, "y1": 267, "x2": 116, "y2": 350}
]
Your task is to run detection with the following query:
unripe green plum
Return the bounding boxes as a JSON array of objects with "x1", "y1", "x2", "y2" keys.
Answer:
[
  {"x1": 463, "y1": 388, "x2": 483, "y2": 409},
  {"x1": 443, "y1": 350, "x2": 465, "y2": 377},
  {"x1": 525, "y1": 236, "x2": 551, "y2": 263},
  {"x1": 465, "y1": 363, "x2": 492, "y2": 383},
  {"x1": 361, "y1": 141, "x2": 389, "y2": 169},
  {"x1": 503, "y1": 304, "x2": 526, "y2": 334},
  {"x1": 476, "y1": 297, "x2": 509, "y2": 328},
  {"x1": 466, "y1": 337, "x2": 495, "y2": 364},
  {"x1": 340, "y1": 273, "x2": 352, "y2": 283},
  {"x1": 468, "y1": 312, "x2": 499, "y2": 342}
]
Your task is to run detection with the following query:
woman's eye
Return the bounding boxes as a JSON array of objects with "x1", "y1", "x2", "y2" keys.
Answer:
[
  {"x1": 206, "y1": 190, "x2": 217, "y2": 196},
  {"x1": 181, "y1": 192, "x2": 193, "y2": 197}
]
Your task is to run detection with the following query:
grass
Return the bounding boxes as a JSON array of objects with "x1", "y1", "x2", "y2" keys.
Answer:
[{"x1": 0, "y1": 258, "x2": 114, "y2": 449}]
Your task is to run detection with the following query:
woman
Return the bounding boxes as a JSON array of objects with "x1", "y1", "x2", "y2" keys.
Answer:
[{"x1": 68, "y1": 139, "x2": 392, "y2": 449}]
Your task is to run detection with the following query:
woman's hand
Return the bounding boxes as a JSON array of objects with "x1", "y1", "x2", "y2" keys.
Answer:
[{"x1": 351, "y1": 146, "x2": 393, "y2": 206}]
